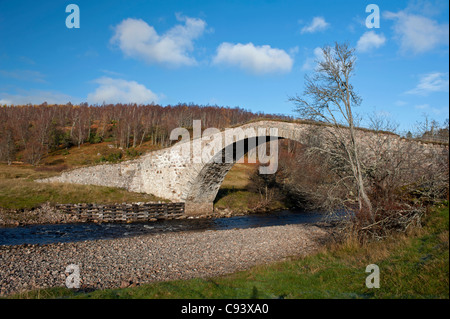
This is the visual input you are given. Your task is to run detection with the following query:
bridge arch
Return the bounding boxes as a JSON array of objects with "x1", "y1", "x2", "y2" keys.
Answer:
[{"x1": 181, "y1": 121, "x2": 312, "y2": 215}]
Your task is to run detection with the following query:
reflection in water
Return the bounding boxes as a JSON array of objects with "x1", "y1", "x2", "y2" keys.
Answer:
[{"x1": 0, "y1": 210, "x2": 340, "y2": 246}]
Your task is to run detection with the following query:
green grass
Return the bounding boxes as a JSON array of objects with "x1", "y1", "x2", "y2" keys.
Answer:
[
  {"x1": 214, "y1": 188, "x2": 287, "y2": 213},
  {"x1": 214, "y1": 189, "x2": 259, "y2": 211},
  {"x1": 0, "y1": 140, "x2": 166, "y2": 211},
  {"x1": 0, "y1": 164, "x2": 166, "y2": 210},
  {"x1": 10, "y1": 203, "x2": 449, "y2": 299},
  {"x1": 214, "y1": 163, "x2": 259, "y2": 212},
  {"x1": 214, "y1": 162, "x2": 289, "y2": 212}
]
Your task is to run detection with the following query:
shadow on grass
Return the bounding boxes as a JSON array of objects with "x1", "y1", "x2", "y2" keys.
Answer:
[{"x1": 214, "y1": 187, "x2": 248, "y2": 204}]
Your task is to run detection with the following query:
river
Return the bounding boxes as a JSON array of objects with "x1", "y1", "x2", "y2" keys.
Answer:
[{"x1": 0, "y1": 209, "x2": 338, "y2": 246}]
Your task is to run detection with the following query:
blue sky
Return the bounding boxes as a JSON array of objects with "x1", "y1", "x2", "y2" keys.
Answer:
[{"x1": 0, "y1": 0, "x2": 448, "y2": 133}]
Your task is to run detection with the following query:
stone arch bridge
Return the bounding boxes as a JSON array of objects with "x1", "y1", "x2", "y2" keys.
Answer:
[{"x1": 39, "y1": 120, "x2": 448, "y2": 215}]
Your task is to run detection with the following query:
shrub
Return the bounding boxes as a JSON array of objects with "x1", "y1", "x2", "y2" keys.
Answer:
[{"x1": 98, "y1": 152, "x2": 123, "y2": 163}]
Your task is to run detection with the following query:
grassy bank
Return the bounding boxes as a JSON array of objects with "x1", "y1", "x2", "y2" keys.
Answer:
[
  {"x1": 0, "y1": 140, "x2": 169, "y2": 211},
  {"x1": 0, "y1": 162, "x2": 276, "y2": 212},
  {"x1": 11, "y1": 203, "x2": 449, "y2": 299},
  {"x1": 0, "y1": 164, "x2": 166, "y2": 211},
  {"x1": 214, "y1": 163, "x2": 289, "y2": 213},
  {"x1": 0, "y1": 146, "x2": 280, "y2": 213}
]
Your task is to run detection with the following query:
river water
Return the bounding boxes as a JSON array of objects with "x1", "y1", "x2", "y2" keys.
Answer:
[{"x1": 0, "y1": 210, "x2": 335, "y2": 246}]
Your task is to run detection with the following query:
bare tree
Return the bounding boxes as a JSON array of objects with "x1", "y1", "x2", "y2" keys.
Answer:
[
  {"x1": 289, "y1": 42, "x2": 373, "y2": 220},
  {"x1": 414, "y1": 113, "x2": 449, "y2": 143}
]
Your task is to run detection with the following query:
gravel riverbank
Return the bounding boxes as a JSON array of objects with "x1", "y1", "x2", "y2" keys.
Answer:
[
  {"x1": 0, "y1": 203, "x2": 78, "y2": 226},
  {"x1": 0, "y1": 223, "x2": 330, "y2": 296}
]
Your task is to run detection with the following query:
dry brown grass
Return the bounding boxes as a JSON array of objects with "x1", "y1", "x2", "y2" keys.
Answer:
[
  {"x1": 41, "y1": 140, "x2": 162, "y2": 168},
  {"x1": 220, "y1": 162, "x2": 258, "y2": 189}
]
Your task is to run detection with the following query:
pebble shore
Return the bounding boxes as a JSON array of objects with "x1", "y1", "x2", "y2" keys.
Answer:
[
  {"x1": 0, "y1": 203, "x2": 78, "y2": 226},
  {"x1": 0, "y1": 223, "x2": 330, "y2": 296}
]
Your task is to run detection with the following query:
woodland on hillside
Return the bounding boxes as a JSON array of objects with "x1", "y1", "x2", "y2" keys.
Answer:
[
  {"x1": 0, "y1": 103, "x2": 292, "y2": 165},
  {"x1": 1, "y1": 103, "x2": 447, "y2": 167}
]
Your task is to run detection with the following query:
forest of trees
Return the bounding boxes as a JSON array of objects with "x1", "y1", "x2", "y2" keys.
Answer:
[
  {"x1": 407, "y1": 116, "x2": 449, "y2": 144},
  {"x1": 0, "y1": 102, "x2": 447, "y2": 167},
  {"x1": 0, "y1": 103, "x2": 292, "y2": 165}
]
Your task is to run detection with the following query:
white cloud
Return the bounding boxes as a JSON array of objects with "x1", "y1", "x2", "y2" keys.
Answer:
[
  {"x1": 356, "y1": 31, "x2": 386, "y2": 52},
  {"x1": 87, "y1": 77, "x2": 160, "y2": 105},
  {"x1": 0, "y1": 98, "x2": 13, "y2": 105},
  {"x1": 0, "y1": 90, "x2": 77, "y2": 105},
  {"x1": 406, "y1": 72, "x2": 449, "y2": 95},
  {"x1": 301, "y1": 17, "x2": 329, "y2": 34},
  {"x1": 111, "y1": 14, "x2": 207, "y2": 67},
  {"x1": 213, "y1": 42, "x2": 293, "y2": 75},
  {"x1": 384, "y1": 10, "x2": 449, "y2": 54},
  {"x1": 302, "y1": 47, "x2": 324, "y2": 71}
]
